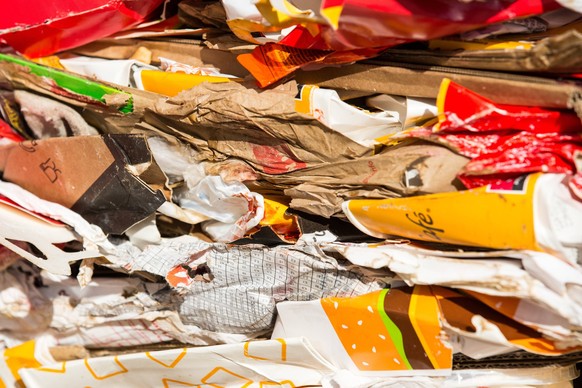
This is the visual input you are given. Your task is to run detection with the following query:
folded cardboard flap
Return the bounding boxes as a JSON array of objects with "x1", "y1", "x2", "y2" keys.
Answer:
[{"x1": 0, "y1": 135, "x2": 167, "y2": 234}]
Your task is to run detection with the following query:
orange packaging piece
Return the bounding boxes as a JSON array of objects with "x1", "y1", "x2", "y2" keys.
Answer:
[
  {"x1": 238, "y1": 43, "x2": 384, "y2": 88},
  {"x1": 321, "y1": 286, "x2": 452, "y2": 373},
  {"x1": 138, "y1": 70, "x2": 235, "y2": 97},
  {"x1": 259, "y1": 198, "x2": 297, "y2": 237},
  {"x1": 237, "y1": 43, "x2": 332, "y2": 88},
  {"x1": 0, "y1": 341, "x2": 42, "y2": 387},
  {"x1": 343, "y1": 173, "x2": 541, "y2": 251},
  {"x1": 30, "y1": 56, "x2": 64, "y2": 69}
]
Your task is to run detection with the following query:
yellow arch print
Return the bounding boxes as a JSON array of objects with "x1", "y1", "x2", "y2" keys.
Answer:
[{"x1": 84, "y1": 356, "x2": 128, "y2": 380}]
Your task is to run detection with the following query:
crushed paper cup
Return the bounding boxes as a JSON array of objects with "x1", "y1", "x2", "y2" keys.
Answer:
[
  {"x1": 294, "y1": 84, "x2": 402, "y2": 147},
  {"x1": 343, "y1": 173, "x2": 582, "y2": 262}
]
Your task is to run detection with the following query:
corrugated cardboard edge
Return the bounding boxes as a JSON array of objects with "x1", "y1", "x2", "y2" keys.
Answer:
[{"x1": 295, "y1": 62, "x2": 582, "y2": 111}]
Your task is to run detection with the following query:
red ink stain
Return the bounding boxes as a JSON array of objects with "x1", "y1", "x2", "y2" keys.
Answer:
[{"x1": 252, "y1": 144, "x2": 307, "y2": 174}]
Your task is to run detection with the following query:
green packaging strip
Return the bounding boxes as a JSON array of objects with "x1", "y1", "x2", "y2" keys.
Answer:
[{"x1": 0, "y1": 54, "x2": 133, "y2": 114}]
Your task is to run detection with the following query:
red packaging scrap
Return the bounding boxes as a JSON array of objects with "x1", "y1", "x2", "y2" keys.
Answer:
[
  {"x1": 401, "y1": 79, "x2": 582, "y2": 189},
  {"x1": 0, "y1": 0, "x2": 165, "y2": 58}
]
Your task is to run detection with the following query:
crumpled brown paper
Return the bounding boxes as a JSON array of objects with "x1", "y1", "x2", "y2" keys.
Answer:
[{"x1": 149, "y1": 81, "x2": 372, "y2": 173}]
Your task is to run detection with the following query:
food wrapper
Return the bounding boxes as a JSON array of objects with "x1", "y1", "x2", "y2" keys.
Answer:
[
  {"x1": 0, "y1": 54, "x2": 166, "y2": 137},
  {"x1": 258, "y1": 198, "x2": 298, "y2": 241},
  {"x1": 144, "y1": 135, "x2": 265, "y2": 242},
  {"x1": 237, "y1": 43, "x2": 383, "y2": 88},
  {"x1": 463, "y1": 291, "x2": 582, "y2": 346},
  {"x1": 58, "y1": 56, "x2": 157, "y2": 88},
  {"x1": 273, "y1": 286, "x2": 453, "y2": 376},
  {"x1": 316, "y1": 0, "x2": 561, "y2": 49},
  {"x1": 0, "y1": 340, "x2": 56, "y2": 388},
  {"x1": 135, "y1": 69, "x2": 237, "y2": 97},
  {"x1": 175, "y1": 175, "x2": 265, "y2": 242},
  {"x1": 5, "y1": 338, "x2": 334, "y2": 388},
  {"x1": 344, "y1": 173, "x2": 582, "y2": 261},
  {"x1": 236, "y1": 0, "x2": 562, "y2": 86},
  {"x1": 254, "y1": 0, "x2": 323, "y2": 30},
  {"x1": 223, "y1": 0, "x2": 307, "y2": 45}
]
